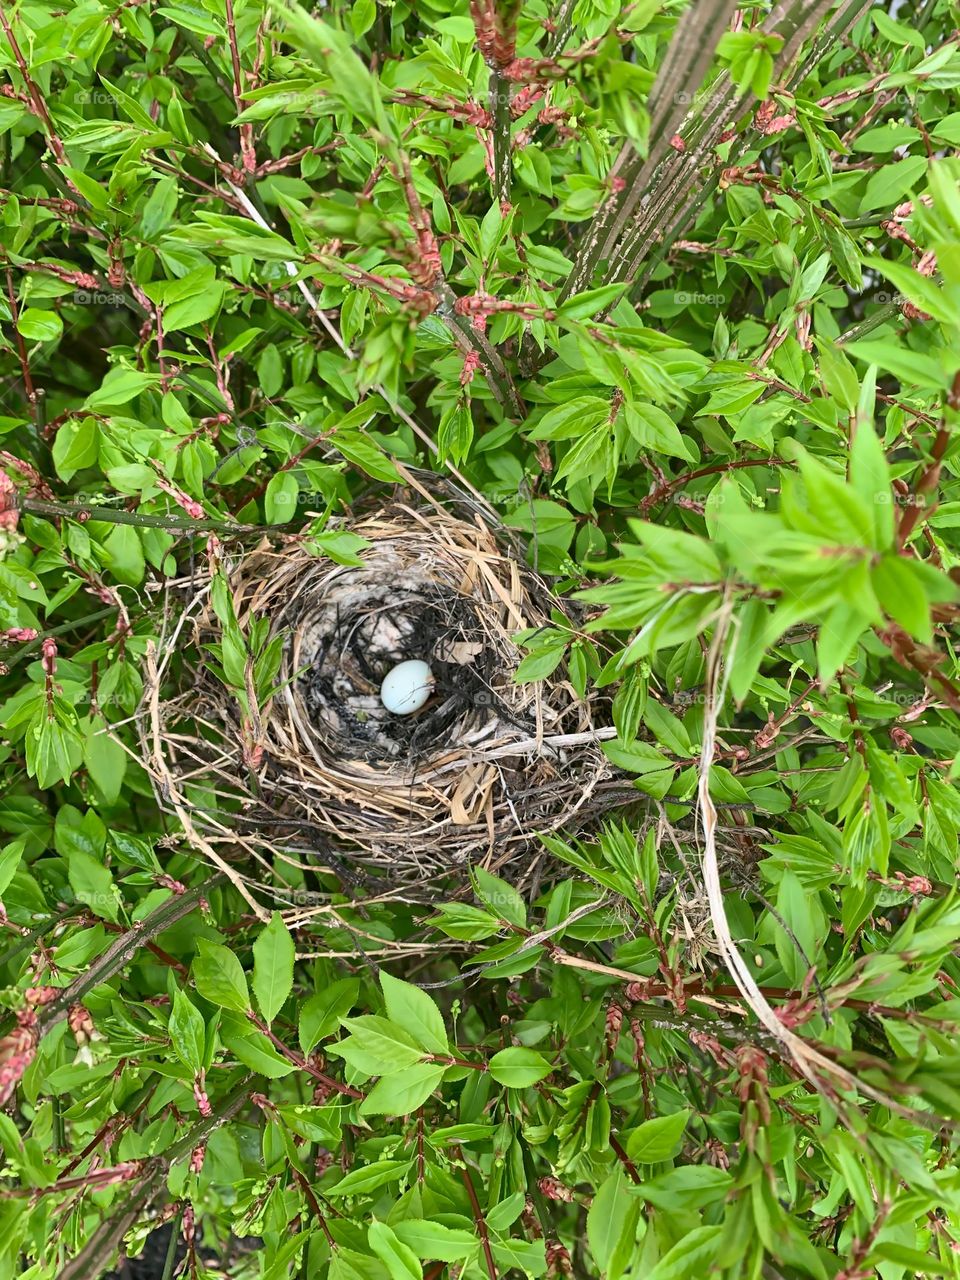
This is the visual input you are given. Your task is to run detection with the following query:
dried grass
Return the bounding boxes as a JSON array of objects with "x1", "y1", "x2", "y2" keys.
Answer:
[{"x1": 138, "y1": 487, "x2": 628, "y2": 904}]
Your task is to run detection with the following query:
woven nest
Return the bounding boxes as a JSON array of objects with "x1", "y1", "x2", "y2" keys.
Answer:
[{"x1": 140, "y1": 488, "x2": 626, "y2": 904}]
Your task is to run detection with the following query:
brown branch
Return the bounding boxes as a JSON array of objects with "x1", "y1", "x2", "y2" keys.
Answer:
[
  {"x1": 56, "y1": 1081, "x2": 252, "y2": 1280},
  {"x1": 608, "y1": 1135, "x2": 642, "y2": 1185},
  {"x1": 897, "y1": 416, "x2": 952, "y2": 548},
  {"x1": 0, "y1": 2, "x2": 67, "y2": 163},
  {"x1": 248, "y1": 1013, "x2": 364, "y2": 1099},
  {"x1": 639, "y1": 456, "x2": 787, "y2": 513},
  {"x1": 224, "y1": 0, "x2": 255, "y2": 172},
  {"x1": 19, "y1": 496, "x2": 296, "y2": 535},
  {"x1": 489, "y1": 68, "x2": 512, "y2": 205},
  {"x1": 25, "y1": 879, "x2": 224, "y2": 1039},
  {"x1": 293, "y1": 1168, "x2": 335, "y2": 1247},
  {"x1": 454, "y1": 1146, "x2": 498, "y2": 1280},
  {"x1": 4, "y1": 267, "x2": 36, "y2": 411}
]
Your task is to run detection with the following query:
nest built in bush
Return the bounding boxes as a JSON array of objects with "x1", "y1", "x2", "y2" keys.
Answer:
[{"x1": 141, "y1": 490, "x2": 622, "y2": 902}]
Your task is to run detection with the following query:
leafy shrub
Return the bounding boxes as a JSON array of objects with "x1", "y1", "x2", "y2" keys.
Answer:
[{"x1": 0, "y1": 0, "x2": 959, "y2": 1277}]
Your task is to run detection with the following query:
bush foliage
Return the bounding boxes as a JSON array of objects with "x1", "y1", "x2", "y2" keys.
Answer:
[{"x1": 1, "y1": 0, "x2": 960, "y2": 1276}]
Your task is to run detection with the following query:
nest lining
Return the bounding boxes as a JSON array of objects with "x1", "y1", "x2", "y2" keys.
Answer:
[
  {"x1": 141, "y1": 493, "x2": 626, "y2": 898},
  {"x1": 295, "y1": 566, "x2": 497, "y2": 762}
]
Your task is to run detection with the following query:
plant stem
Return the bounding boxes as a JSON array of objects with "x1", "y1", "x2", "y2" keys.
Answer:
[
  {"x1": 454, "y1": 1146, "x2": 498, "y2": 1280},
  {"x1": 489, "y1": 68, "x2": 511, "y2": 205},
  {"x1": 161, "y1": 1209, "x2": 183, "y2": 1280},
  {"x1": 21, "y1": 497, "x2": 294, "y2": 535},
  {"x1": 24, "y1": 878, "x2": 224, "y2": 1041}
]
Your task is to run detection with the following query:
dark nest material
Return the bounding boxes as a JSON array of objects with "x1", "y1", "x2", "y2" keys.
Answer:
[{"x1": 139, "y1": 490, "x2": 626, "y2": 906}]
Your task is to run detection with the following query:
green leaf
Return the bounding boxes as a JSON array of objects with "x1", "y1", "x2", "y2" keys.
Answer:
[
  {"x1": 860, "y1": 156, "x2": 928, "y2": 212},
  {"x1": 265, "y1": 472, "x2": 300, "y2": 524},
  {"x1": 429, "y1": 903, "x2": 501, "y2": 941},
  {"x1": 268, "y1": 0, "x2": 391, "y2": 134},
  {"x1": 359, "y1": 1063, "x2": 446, "y2": 1117},
  {"x1": 257, "y1": 343, "x2": 284, "y2": 397},
  {"x1": 849, "y1": 423, "x2": 893, "y2": 549},
  {"x1": 26, "y1": 703, "x2": 84, "y2": 788},
  {"x1": 367, "y1": 1221, "x2": 422, "y2": 1280},
  {"x1": 624, "y1": 1110, "x2": 689, "y2": 1163},
  {"x1": 332, "y1": 429, "x2": 402, "y2": 482},
  {"x1": 488, "y1": 1047, "x2": 553, "y2": 1087},
  {"x1": 326, "y1": 1160, "x2": 411, "y2": 1197},
  {"x1": 169, "y1": 990, "x2": 206, "y2": 1074},
  {"x1": 380, "y1": 972, "x2": 447, "y2": 1054},
  {"x1": 163, "y1": 284, "x2": 226, "y2": 332},
  {"x1": 222, "y1": 1024, "x2": 296, "y2": 1078},
  {"x1": 311, "y1": 529, "x2": 369, "y2": 565},
  {"x1": 17, "y1": 309, "x2": 63, "y2": 343},
  {"x1": 557, "y1": 284, "x2": 626, "y2": 322},
  {"x1": 252, "y1": 912, "x2": 295, "y2": 1023},
  {"x1": 84, "y1": 367, "x2": 159, "y2": 409},
  {"x1": 67, "y1": 848, "x2": 118, "y2": 923},
  {"x1": 602, "y1": 738, "x2": 675, "y2": 787},
  {"x1": 588, "y1": 1168, "x2": 642, "y2": 1280},
  {"x1": 103, "y1": 524, "x2": 145, "y2": 586},
  {"x1": 331, "y1": 1016, "x2": 424, "y2": 1074},
  {"x1": 299, "y1": 978, "x2": 359, "y2": 1053},
  {"x1": 872, "y1": 555, "x2": 933, "y2": 641},
  {"x1": 471, "y1": 866, "x2": 526, "y2": 928},
  {"x1": 83, "y1": 721, "x2": 127, "y2": 804},
  {"x1": 392, "y1": 1221, "x2": 479, "y2": 1263},
  {"x1": 52, "y1": 418, "x2": 99, "y2": 482},
  {"x1": 0, "y1": 838, "x2": 25, "y2": 897},
  {"x1": 141, "y1": 175, "x2": 179, "y2": 237},
  {"x1": 623, "y1": 404, "x2": 695, "y2": 462},
  {"x1": 193, "y1": 940, "x2": 251, "y2": 1013},
  {"x1": 645, "y1": 1226, "x2": 723, "y2": 1280}
]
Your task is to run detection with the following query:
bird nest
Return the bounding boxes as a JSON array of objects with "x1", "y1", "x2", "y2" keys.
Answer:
[{"x1": 139, "y1": 489, "x2": 623, "y2": 905}]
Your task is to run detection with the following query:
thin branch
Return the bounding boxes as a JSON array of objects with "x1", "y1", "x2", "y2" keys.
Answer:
[
  {"x1": 18, "y1": 496, "x2": 293, "y2": 535},
  {"x1": 609, "y1": 1134, "x2": 642, "y2": 1185},
  {"x1": 454, "y1": 1146, "x2": 498, "y2": 1280},
  {"x1": 3, "y1": 266, "x2": 36, "y2": 411},
  {"x1": 490, "y1": 68, "x2": 512, "y2": 205},
  {"x1": 0, "y1": 2, "x2": 67, "y2": 164},
  {"x1": 56, "y1": 1081, "x2": 252, "y2": 1280},
  {"x1": 33, "y1": 878, "x2": 224, "y2": 1037}
]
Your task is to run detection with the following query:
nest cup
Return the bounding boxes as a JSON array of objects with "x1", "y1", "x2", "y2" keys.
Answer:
[{"x1": 142, "y1": 492, "x2": 618, "y2": 900}]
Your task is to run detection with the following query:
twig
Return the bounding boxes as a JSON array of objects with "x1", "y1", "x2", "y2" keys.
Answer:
[
  {"x1": 4, "y1": 266, "x2": 36, "y2": 409},
  {"x1": 23, "y1": 879, "x2": 223, "y2": 1039},
  {"x1": 224, "y1": 0, "x2": 255, "y2": 172},
  {"x1": 56, "y1": 1081, "x2": 252, "y2": 1280},
  {"x1": 454, "y1": 1146, "x2": 498, "y2": 1280},
  {"x1": 489, "y1": 68, "x2": 512, "y2": 205},
  {"x1": 608, "y1": 1134, "x2": 642, "y2": 1185},
  {"x1": 201, "y1": 142, "x2": 507, "y2": 501},
  {"x1": 0, "y1": 2, "x2": 67, "y2": 164},
  {"x1": 19, "y1": 496, "x2": 293, "y2": 535},
  {"x1": 293, "y1": 1168, "x2": 335, "y2": 1246},
  {"x1": 145, "y1": 641, "x2": 270, "y2": 920},
  {"x1": 697, "y1": 588, "x2": 934, "y2": 1124},
  {"x1": 248, "y1": 1012, "x2": 363, "y2": 1098}
]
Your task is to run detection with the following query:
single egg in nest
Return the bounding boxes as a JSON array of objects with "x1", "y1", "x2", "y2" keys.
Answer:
[{"x1": 380, "y1": 659, "x2": 434, "y2": 716}]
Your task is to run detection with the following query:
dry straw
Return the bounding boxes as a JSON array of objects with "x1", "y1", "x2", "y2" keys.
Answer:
[{"x1": 139, "y1": 479, "x2": 626, "y2": 906}]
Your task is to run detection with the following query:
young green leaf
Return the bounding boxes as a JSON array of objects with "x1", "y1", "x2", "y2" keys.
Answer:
[{"x1": 252, "y1": 912, "x2": 295, "y2": 1024}]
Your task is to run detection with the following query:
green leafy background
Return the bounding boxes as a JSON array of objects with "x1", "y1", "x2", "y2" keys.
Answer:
[{"x1": 0, "y1": 0, "x2": 960, "y2": 1276}]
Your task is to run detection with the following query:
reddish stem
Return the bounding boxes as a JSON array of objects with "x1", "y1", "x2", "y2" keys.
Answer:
[{"x1": 4, "y1": 267, "x2": 36, "y2": 409}]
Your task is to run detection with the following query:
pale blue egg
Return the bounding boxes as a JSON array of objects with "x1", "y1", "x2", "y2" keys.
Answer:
[{"x1": 380, "y1": 659, "x2": 434, "y2": 716}]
